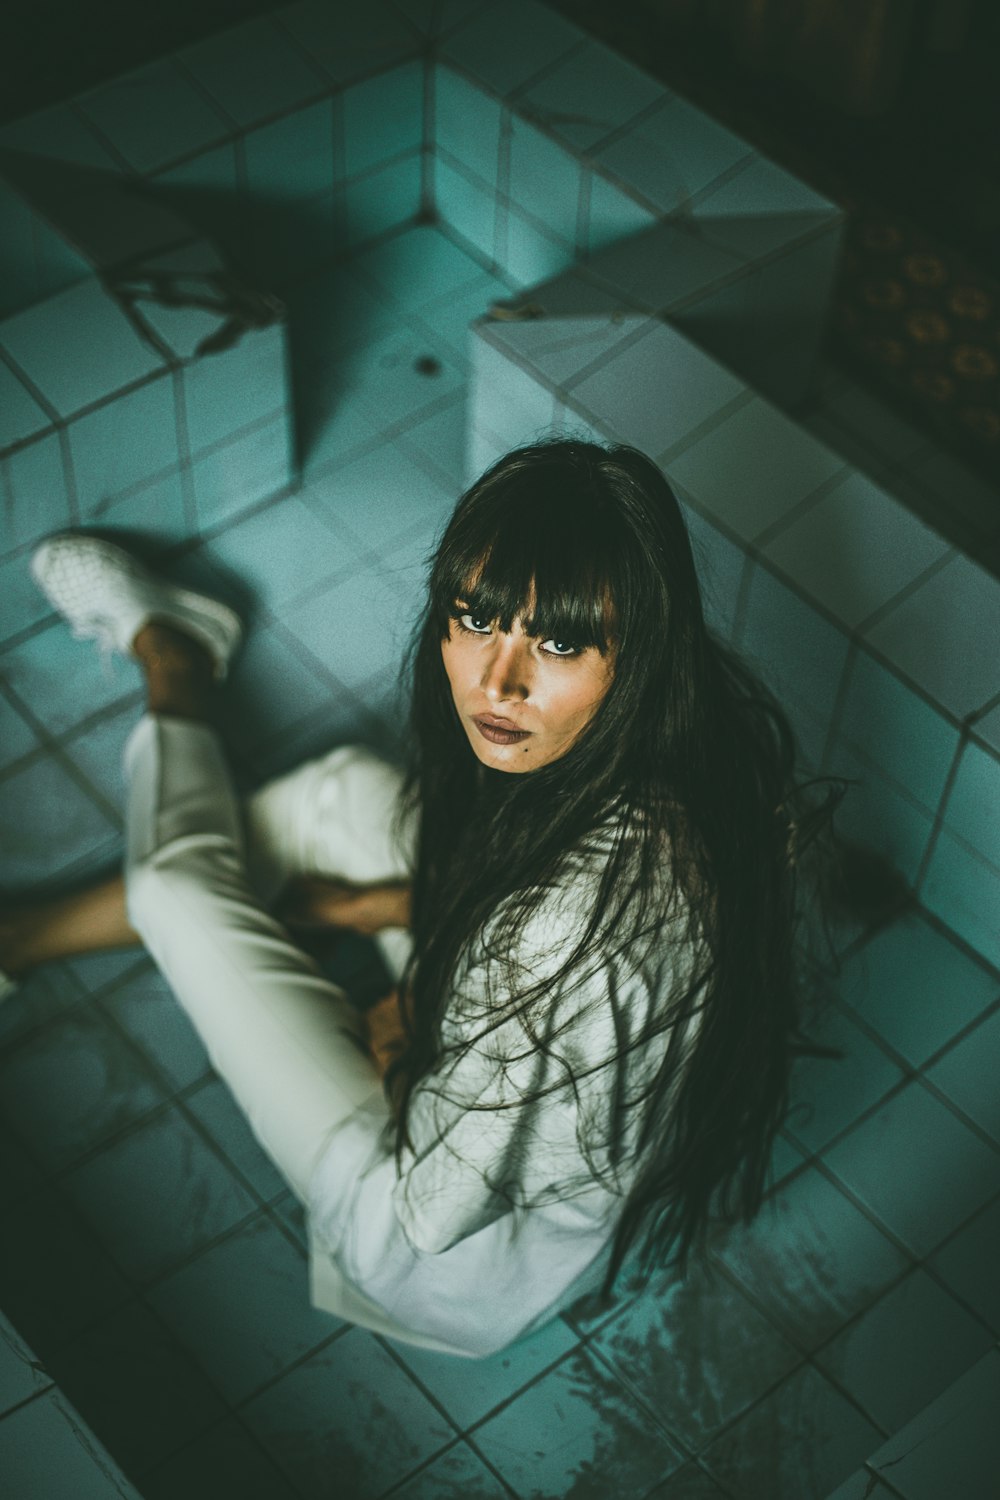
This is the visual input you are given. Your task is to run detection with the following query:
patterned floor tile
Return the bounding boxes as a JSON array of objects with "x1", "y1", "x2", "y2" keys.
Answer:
[
  {"x1": 147, "y1": 1213, "x2": 339, "y2": 1404},
  {"x1": 470, "y1": 1345, "x2": 685, "y2": 1500},
  {"x1": 0, "y1": 1003, "x2": 165, "y2": 1173},
  {"x1": 243, "y1": 1328, "x2": 456, "y2": 1499},
  {"x1": 61, "y1": 1105, "x2": 258, "y2": 1284},
  {"x1": 701, "y1": 1363, "x2": 881, "y2": 1500},
  {"x1": 590, "y1": 1260, "x2": 802, "y2": 1453}
]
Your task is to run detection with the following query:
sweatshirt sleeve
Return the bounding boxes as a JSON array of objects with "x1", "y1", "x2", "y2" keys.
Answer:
[{"x1": 390, "y1": 878, "x2": 624, "y2": 1255}]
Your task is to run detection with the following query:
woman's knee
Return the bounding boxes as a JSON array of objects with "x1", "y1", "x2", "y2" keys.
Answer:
[
  {"x1": 246, "y1": 744, "x2": 411, "y2": 886},
  {"x1": 125, "y1": 838, "x2": 238, "y2": 938}
]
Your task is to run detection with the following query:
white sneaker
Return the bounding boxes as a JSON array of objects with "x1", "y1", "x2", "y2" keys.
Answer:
[{"x1": 31, "y1": 533, "x2": 243, "y2": 679}]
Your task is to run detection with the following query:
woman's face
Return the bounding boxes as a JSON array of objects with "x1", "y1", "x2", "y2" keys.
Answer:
[{"x1": 441, "y1": 597, "x2": 615, "y2": 773}]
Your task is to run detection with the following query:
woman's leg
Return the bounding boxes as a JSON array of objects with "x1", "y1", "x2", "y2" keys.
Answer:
[
  {"x1": 0, "y1": 875, "x2": 137, "y2": 978},
  {"x1": 2, "y1": 726, "x2": 414, "y2": 986},
  {"x1": 243, "y1": 746, "x2": 415, "y2": 982},
  {"x1": 124, "y1": 624, "x2": 385, "y2": 1200},
  {"x1": 0, "y1": 625, "x2": 217, "y2": 980}
]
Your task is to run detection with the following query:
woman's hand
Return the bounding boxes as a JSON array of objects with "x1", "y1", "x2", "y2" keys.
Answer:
[
  {"x1": 362, "y1": 988, "x2": 413, "y2": 1080},
  {"x1": 276, "y1": 876, "x2": 411, "y2": 936}
]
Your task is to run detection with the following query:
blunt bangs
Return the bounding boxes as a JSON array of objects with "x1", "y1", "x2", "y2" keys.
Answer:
[{"x1": 432, "y1": 463, "x2": 624, "y2": 653}]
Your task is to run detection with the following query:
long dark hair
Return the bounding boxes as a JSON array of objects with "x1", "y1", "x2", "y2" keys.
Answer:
[{"x1": 387, "y1": 439, "x2": 840, "y2": 1297}]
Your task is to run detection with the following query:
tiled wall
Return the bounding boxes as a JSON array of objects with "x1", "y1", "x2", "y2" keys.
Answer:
[
  {"x1": 433, "y1": 2, "x2": 842, "y2": 409},
  {"x1": 0, "y1": 242, "x2": 295, "y2": 617},
  {"x1": 0, "y1": 10, "x2": 433, "y2": 651},
  {"x1": 0, "y1": 172, "x2": 92, "y2": 319},
  {"x1": 469, "y1": 312, "x2": 1000, "y2": 971},
  {"x1": 1, "y1": 0, "x2": 844, "y2": 625},
  {"x1": 3, "y1": 0, "x2": 990, "y2": 1091}
]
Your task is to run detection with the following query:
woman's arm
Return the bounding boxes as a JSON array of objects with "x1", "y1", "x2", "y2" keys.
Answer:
[
  {"x1": 275, "y1": 876, "x2": 411, "y2": 935},
  {"x1": 361, "y1": 988, "x2": 414, "y2": 1082},
  {"x1": 1, "y1": 873, "x2": 411, "y2": 980},
  {"x1": 276, "y1": 879, "x2": 413, "y2": 1083}
]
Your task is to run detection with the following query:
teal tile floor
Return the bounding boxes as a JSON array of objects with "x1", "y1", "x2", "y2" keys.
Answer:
[{"x1": 1, "y1": 224, "x2": 999, "y2": 1498}]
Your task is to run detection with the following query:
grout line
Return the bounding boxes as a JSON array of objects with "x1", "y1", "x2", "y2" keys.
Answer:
[
  {"x1": 421, "y1": 48, "x2": 436, "y2": 219},
  {"x1": 170, "y1": 366, "x2": 197, "y2": 535},
  {"x1": 56, "y1": 423, "x2": 80, "y2": 529},
  {"x1": 903, "y1": 897, "x2": 1000, "y2": 985},
  {"x1": 432, "y1": 193, "x2": 506, "y2": 281},
  {"x1": 493, "y1": 106, "x2": 512, "y2": 271},
  {"x1": 0, "y1": 672, "x2": 143, "y2": 776},
  {"x1": 575, "y1": 157, "x2": 591, "y2": 259},
  {"x1": 0, "y1": 678, "x2": 133, "y2": 828},
  {"x1": 748, "y1": 463, "x2": 855, "y2": 554},
  {"x1": 918, "y1": 1189, "x2": 1000, "y2": 1333},
  {"x1": 792, "y1": 987, "x2": 1000, "y2": 1159},
  {"x1": 65, "y1": 97, "x2": 137, "y2": 177},
  {"x1": 553, "y1": 314, "x2": 662, "y2": 391},
  {"x1": 817, "y1": 636, "x2": 860, "y2": 773},
  {"x1": 969, "y1": 686, "x2": 1000, "y2": 726},
  {"x1": 366, "y1": 1437, "x2": 470, "y2": 1500},
  {"x1": 653, "y1": 387, "x2": 759, "y2": 468},
  {"x1": 133, "y1": 1407, "x2": 290, "y2": 1494},
  {"x1": 853, "y1": 546, "x2": 956, "y2": 636},
  {"x1": 371, "y1": 1334, "x2": 468, "y2": 1435},
  {"x1": 3, "y1": 205, "x2": 995, "y2": 1482},
  {"x1": 266, "y1": 8, "x2": 339, "y2": 91},
  {"x1": 865, "y1": 1465, "x2": 911, "y2": 1500},
  {"x1": 810, "y1": 1122, "x2": 994, "y2": 1264},
  {"x1": 913, "y1": 726, "x2": 968, "y2": 896},
  {"x1": 224, "y1": 1318, "x2": 350, "y2": 1416},
  {"x1": 454, "y1": 1339, "x2": 588, "y2": 1444},
  {"x1": 0, "y1": 453, "x2": 14, "y2": 554},
  {"x1": 168, "y1": 51, "x2": 241, "y2": 134},
  {"x1": 575, "y1": 83, "x2": 676, "y2": 161},
  {"x1": 329, "y1": 87, "x2": 346, "y2": 219},
  {"x1": 919, "y1": 1054, "x2": 1000, "y2": 1158},
  {"x1": 0, "y1": 347, "x2": 61, "y2": 441},
  {"x1": 0, "y1": 365, "x2": 177, "y2": 465},
  {"x1": 728, "y1": 547, "x2": 756, "y2": 650},
  {"x1": 707, "y1": 1177, "x2": 918, "y2": 1353},
  {"x1": 0, "y1": 1381, "x2": 58, "y2": 1426},
  {"x1": 503, "y1": 32, "x2": 590, "y2": 104}
]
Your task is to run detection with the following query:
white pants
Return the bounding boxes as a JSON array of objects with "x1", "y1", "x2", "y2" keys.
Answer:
[
  {"x1": 123, "y1": 714, "x2": 616, "y2": 1356},
  {"x1": 124, "y1": 714, "x2": 413, "y2": 1204}
]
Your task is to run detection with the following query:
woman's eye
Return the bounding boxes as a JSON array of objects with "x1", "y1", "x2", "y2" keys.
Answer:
[
  {"x1": 542, "y1": 640, "x2": 578, "y2": 657},
  {"x1": 460, "y1": 614, "x2": 492, "y2": 635}
]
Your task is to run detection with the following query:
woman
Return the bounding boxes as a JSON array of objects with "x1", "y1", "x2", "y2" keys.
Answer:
[{"x1": 1, "y1": 440, "x2": 832, "y2": 1358}]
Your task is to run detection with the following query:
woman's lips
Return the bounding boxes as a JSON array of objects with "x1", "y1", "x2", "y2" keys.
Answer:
[{"x1": 472, "y1": 714, "x2": 532, "y2": 745}]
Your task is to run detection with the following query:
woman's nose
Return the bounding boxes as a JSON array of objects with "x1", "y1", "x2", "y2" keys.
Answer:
[{"x1": 481, "y1": 637, "x2": 531, "y2": 701}]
